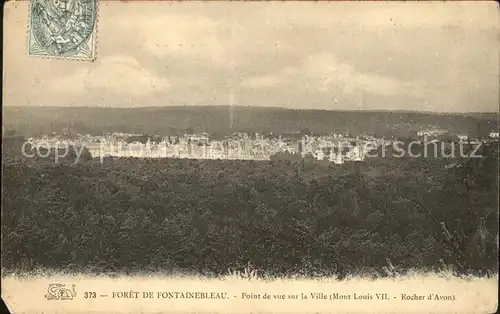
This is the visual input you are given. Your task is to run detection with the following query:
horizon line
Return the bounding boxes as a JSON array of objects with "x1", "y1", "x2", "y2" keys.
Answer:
[{"x1": 4, "y1": 104, "x2": 499, "y2": 115}]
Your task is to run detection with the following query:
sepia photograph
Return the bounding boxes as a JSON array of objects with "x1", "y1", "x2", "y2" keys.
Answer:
[{"x1": 2, "y1": 1, "x2": 499, "y2": 313}]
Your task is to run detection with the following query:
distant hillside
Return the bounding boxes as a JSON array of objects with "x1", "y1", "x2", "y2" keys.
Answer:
[{"x1": 3, "y1": 106, "x2": 498, "y2": 138}]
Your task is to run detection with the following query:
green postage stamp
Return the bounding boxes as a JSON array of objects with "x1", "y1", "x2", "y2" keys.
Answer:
[{"x1": 28, "y1": 0, "x2": 97, "y2": 60}]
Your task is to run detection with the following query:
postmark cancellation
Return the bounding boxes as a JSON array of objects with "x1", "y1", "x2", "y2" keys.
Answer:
[{"x1": 28, "y1": 0, "x2": 97, "y2": 60}]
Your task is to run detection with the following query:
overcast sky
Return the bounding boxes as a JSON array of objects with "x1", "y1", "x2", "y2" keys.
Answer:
[{"x1": 3, "y1": 1, "x2": 499, "y2": 112}]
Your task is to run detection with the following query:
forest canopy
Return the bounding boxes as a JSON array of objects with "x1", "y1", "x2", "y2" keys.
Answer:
[{"x1": 2, "y1": 141, "x2": 498, "y2": 278}]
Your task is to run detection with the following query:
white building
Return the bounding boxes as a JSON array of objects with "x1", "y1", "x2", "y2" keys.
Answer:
[
  {"x1": 329, "y1": 150, "x2": 344, "y2": 164},
  {"x1": 86, "y1": 143, "x2": 102, "y2": 158},
  {"x1": 346, "y1": 146, "x2": 364, "y2": 161},
  {"x1": 314, "y1": 149, "x2": 325, "y2": 161},
  {"x1": 417, "y1": 129, "x2": 448, "y2": 137}
]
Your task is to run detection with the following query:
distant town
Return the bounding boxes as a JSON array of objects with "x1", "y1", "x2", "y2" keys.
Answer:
[{"x1": 25, "y1": 129, "x2": 499, "y2": 163}]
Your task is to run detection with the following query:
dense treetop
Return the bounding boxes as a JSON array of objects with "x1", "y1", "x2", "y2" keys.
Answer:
[{"x1": 2, "y1": 138, "x2": 498, "y2": 277}]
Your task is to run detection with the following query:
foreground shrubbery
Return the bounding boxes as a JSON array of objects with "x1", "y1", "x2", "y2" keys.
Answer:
[{"x1": 1, "y1": 145, "x2": 498, "y2": 278}]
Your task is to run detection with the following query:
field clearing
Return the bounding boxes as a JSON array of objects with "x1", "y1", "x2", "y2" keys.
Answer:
[{"x1": 2, "y1": 272, "x2": 497, "y2": 313}]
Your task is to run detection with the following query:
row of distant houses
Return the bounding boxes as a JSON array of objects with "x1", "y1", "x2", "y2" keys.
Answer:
[{"x1": 416, "y1": 129, "x2": 499, "y2": 141}]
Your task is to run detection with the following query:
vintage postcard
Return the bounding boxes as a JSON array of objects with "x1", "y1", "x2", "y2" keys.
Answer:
[{"x1": 2, "y1": 1, "x2": 499, "y2": 313}]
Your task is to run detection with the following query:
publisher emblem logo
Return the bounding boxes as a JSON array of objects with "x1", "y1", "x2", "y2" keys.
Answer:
[{"x1": 45, "y1": 283, "x2": 77, "y2": 300}]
